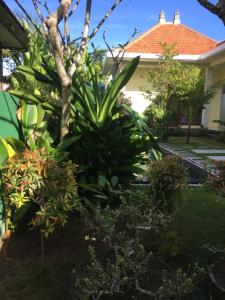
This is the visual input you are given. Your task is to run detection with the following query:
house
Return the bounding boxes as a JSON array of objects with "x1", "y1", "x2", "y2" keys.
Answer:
[
  {"x1": 0, "y1": 0, "x2": 27, "y2": 248},
  {"x1": 104, "y1": 11, "x2": 225, "y2": 133}
]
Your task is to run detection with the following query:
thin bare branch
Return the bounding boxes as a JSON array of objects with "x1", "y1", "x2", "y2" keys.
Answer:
[
  {"x1": 14, "y1": 0, "x2": 44, "y2": 37},
  {"x1": 68, "y1": 0, "x2": 82, "y2": 17},
  {"x1": 32, "y1": 0, "x2": 48, "y2": 35},
  {"x1": 64, "y1": 14, "x2": 70, "y2": 46},
  {"x1": 37, "y1": 0, "x2": 51, "y2": 15},
  {"x1": 68, "y1": 0, "x2": 92, "y2": 77},
  {"x1": 104, "y1": 28, "x2": 138, "y2": 77},
  {"x1": 88, "y1": 0, "x2": 123, "y2": 40}
]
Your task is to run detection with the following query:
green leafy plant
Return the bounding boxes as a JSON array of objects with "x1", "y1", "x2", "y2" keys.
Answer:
[
  {"x1": 158, "y1": 268, "x2": 196, "y2": 299},
  {"x1": 144, "y1": 104, "x2": 175, "y2": 141},
  {"x1": 0, "y1": 149, "x2": 79, "y2": 258},
  {"x1": 70, "y1": 57, "x2": 161, "y2": 190},
  {"x1": 147, "y1": 155, "x2": 186, "y2": 213}
]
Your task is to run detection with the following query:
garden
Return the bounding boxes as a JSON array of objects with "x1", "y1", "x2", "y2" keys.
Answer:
[{"x1": 1, "y1": 1, "x2": 225, "y2": 299}]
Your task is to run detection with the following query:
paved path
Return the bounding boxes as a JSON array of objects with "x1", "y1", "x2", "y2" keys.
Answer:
[{"x1": 160, "y1": 142, "x2": 225, "y2": 175}]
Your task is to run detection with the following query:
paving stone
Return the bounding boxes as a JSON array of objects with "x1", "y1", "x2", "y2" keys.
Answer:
[{"x1": 193, "y1": 149, "x2": 225, "y2": 154}]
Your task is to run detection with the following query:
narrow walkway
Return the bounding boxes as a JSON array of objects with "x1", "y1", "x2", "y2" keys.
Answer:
[{"x1": 160, "y1": 141, "x2": 224, "y2": 176}]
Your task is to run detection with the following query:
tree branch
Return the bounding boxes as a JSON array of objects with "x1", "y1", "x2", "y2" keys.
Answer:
[
  {"x1": 103, "y1": 28, "x2": 138, "y2": 77},
  {"x1": 197, "y1": 0, "x2": 225, "y2": 25},
  {"x1": 135, "y1": 276, "x2": 157, "y2": 298},
  {"x1": 14, "y1": 0, "x2": 44, "y2": 37},
  {"x1": 68, "y1": 0, "x2": 92, "y2": 77},
  {"x1": 88, "y1": 0, "x2": 123, "y2": 40},
  {"x1": 68, "y1": 0, "x2": 82, "y2": 17},
  {"x1": 32, "y1": 0, "x2": 49, "y2": 35}
]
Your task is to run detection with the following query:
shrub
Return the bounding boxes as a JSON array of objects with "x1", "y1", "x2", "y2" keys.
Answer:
[
  {"x1": 206, "y1": 160, "x2": 225, "y2": 195},
  {"x1": 74, "y1": 190, "x2": 202, "y2": 299},
  {"x1": 74, "y1": 191, "x2": 169, "y2": 298},
  {"x1": 144, "y1": 104, "x2": 175, "y2": 141},
  {"x1": 1, "y1": 149, "x2": 79, "y2": 257},
  {"x1": 147, "y1": 156, "x2": 186, "y2": 212}
]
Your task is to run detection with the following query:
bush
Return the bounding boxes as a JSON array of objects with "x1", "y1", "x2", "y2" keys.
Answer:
[
  {"x1": 206, "y1": 160, "x2": 225, "y2": 195},
  {"x1": 147, "y1": 156, "x2": 186, "y2": 212},
  {"x1": 74, "y1": 190, "x2": 202, "y2": 299},
  {"x1": 144, "y1": 104, "x2": 176, "y2": 141},
  {"x1": 1, "y1": 149, "x2": 79, "y2": 240}
]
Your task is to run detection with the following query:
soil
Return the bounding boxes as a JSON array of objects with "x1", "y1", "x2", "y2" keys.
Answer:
[{"x1": 0, "y1": 214, "x2": 90, "y2": 300}]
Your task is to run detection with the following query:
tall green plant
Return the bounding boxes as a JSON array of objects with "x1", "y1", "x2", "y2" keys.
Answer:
[{"x1": 70, "y1": 58, "x2": 161, "y2": 189}]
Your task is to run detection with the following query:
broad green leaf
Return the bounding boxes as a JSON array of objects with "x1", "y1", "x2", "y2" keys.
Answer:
[
  {"x1": 5, "y1": 138, "x2": 25, "y2": 152},
  {"x1": 0, "y1": 137, "x2": 9, "y2": 165},
  {"x1": 55, "y1": 135, "x2": 81, "y2": 152},
  {"x1": 10, "y1": 90, "x2": 40, "y2": 104},
  {"x1": 99, "y1": 57, "x2": 140, "y2": 124},
  {"x1": 21, "y1": 102, "x2": 38, "y2": 140}
]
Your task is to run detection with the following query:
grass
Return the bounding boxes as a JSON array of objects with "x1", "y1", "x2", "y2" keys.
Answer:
[
  {"x1": 167, "y1": 136, "x2": 225, "y2": 149},
  {"x1": 178, "y1": 187, "x2": 225, "y2": 258}
]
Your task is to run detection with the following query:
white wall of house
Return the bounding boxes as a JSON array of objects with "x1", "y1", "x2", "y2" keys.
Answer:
[{"x1": 121, "y1": 62, "x2": 155, "y2": 114}]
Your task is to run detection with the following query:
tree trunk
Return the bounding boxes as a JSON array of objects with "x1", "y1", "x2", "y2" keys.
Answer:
[
  {"x1": 60, "y1": 84, "x2": 72, "y2": 140},
  {"x1": 186, "y1": 105, "x2": 192, "y2": 144}
]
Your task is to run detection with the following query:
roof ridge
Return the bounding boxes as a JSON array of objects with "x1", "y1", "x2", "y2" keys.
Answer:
[{"x1": 178, "y1": 23, "x2": 218, "y2": 43}]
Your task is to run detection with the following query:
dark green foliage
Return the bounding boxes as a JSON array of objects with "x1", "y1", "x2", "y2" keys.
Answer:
[{"x1": 70, "y1": 58, "x2": 161, "y2": 189}]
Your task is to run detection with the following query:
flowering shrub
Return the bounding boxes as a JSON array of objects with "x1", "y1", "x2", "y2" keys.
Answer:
[{"x1": 1, "y1": 149, "x2": 79, "y2": 239}]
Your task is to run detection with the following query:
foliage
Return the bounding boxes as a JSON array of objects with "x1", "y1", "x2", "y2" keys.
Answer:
[
  {"x1": 70, "y1": 58, "x2": 161, "y2": 189},
  {"x1": 147, "y1": 155, "x2": 187, "y2": 212},
  {"x1": 145, "y1": 43, "x2": 214, "y2": 143},
  {"x1": 159, "y1": 230, "x2": 182, "y2": 258},
  {"x1": 75, "y1": 190, "x2": 171, "y2": 299},
  {"x1": 146, "y1": 44, "x2": 185, "y2": 106},
  {"x1": 144, "y1": 104, "x2": 175, "y2": 141},
  {"x1": 206, "y1": 160, "x2": 225, "y2": 195},
  {"x1": 10, "y1": 20, "x2": 58, "y2": 114},
  {"x1": 179, "y1": 67, "x2": 214, "y2": 143},
  {"x1": 158, "y1": 267, "x2": 202, "y2": 299},
  {"x1": 10, "y1": 32, "x2": 161, "y2": 188},
  {"x1": 0, "y1": 137, "x2": 24, "y2": 166},
  {"x1": 117, "y1": 91, "x2": 132, "y2": 106},
  {"x1": 0, "y1": 149, "x2": 78, "y2": 238}
]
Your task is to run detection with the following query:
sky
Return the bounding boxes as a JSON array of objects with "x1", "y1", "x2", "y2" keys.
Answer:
[{"x1": 5, "y1": 0, "x2": 225, "y2": 48}]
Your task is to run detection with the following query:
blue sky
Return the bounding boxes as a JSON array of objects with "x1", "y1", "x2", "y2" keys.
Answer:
[{"x1": 6, "y1": 0, "x2": 225, "y2": 47}]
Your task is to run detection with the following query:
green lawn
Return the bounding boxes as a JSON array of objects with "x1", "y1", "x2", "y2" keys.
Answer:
[
  {"x1": 168, "y1": 136, "x2": 225, "y2": 147},
  {"x1": 178, "y1": 187, "x2": 225, "y2": 258}
]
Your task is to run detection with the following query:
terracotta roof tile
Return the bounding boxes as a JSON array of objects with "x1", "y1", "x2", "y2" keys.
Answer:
[{"x1": 126, "y1": 23, "x2": 218, "y2": 55}]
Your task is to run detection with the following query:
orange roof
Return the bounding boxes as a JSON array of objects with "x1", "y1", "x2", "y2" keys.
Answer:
[{"x1": 126, "y1": 23, "x2": 218, "y2": 55}]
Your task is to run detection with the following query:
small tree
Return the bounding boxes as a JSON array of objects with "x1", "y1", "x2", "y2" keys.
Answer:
[
  {"x1": 14, "y1": 0, "x2": 124, "y2": 140},
  {"x1": 180, "y1": 67, "x2": 214, "y2": 143},
  {"x1": 146, "y1": 43, "x2": 184, "y2": 108},
  {"x1": 146, "y1": 44, "x2": 214, "y2": 143}
]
